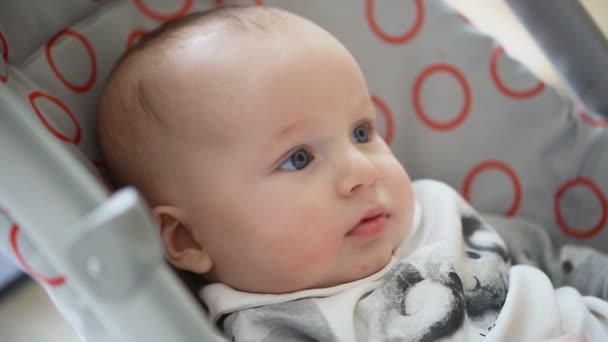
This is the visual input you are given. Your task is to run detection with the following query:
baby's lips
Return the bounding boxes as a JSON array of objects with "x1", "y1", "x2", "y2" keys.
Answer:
[
  {"x1": 360, "y1": 206, "x2": 389, "y2": 222},
  {"x1": 346, "y1": 205, "x2": 390, "y2": 236}
]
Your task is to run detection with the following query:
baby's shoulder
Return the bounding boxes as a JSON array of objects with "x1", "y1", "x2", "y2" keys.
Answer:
[
  {"x1": 411, "y1": 179, "x2": 477, "y2": 221},
  {"x1": 412, "y1": 179, "x2": 462, "y2": 199}
]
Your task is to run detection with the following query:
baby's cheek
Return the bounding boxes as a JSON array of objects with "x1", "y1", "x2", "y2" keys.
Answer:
[
  {"x1": 267, "y1": 224, "x2": 343, "y2": 277},
  {"x1": 293, "y1": 236, "x2": 342, "y2": 271},
  {"x1": 382, "y1": 157, "x2": 412, "y2": 203},
  {"x1": 256, "y1": 195, "x2": 345, "y2": 287}
]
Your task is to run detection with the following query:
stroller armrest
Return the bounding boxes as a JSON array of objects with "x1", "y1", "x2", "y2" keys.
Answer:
[{"x1": 0, "y1": 94, "x2": 225, "y2": 341}]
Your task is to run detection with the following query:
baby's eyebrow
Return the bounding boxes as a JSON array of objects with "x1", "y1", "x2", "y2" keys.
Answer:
[
  {"x1": 260, "y1": 118, "x2": 309, "y2": 164},
  {"x1": 274, "y1": 117, "x2": 308, "y2": 141},
  {"x1": 269, "y1": 94, "x2": 371, "y2": 144},
  {"x1": 353, "y1": 94, "x2": 372, "y2": 117}
]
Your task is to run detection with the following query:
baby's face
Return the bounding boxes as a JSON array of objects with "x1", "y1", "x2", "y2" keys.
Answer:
[{"x1": 158, "y1": 18, "x2": 415, "y2": 293}]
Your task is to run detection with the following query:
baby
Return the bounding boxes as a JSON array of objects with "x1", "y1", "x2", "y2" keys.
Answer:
[{"x1": 97, "y1": 6, "x2": 607, "y2": 342}]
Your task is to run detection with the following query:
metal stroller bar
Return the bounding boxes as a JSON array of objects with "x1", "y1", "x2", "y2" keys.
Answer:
[
  {"x1": 506, "y1": 0, "x2": 608, "y2": 117},
  {"x1": 0, "y1": 88, "x2": 224, "y2": 341}
]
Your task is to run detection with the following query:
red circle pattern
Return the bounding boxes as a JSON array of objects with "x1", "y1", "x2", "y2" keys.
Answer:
[
  {"x1": 366, "y1": 0, "x2": 424, "y2": 45},
  {"x1": 456, "y1": 12, "x2": 471, "y2": 25},
  {"x1": 555, "y1": 177, "x2": 607, "y2": 239},
  {"x1": 490, "y1": 46, "x2": 544, "y2": 99},
  {"x1": 127, "y1": 29, "x2": 148, "y2": 49},
  {"x1": 46, "y1": 29, "x2": 97, "y2": 93},
  {"x1": 0, "y1": 32, "x2": 8, "y2": 83},
  {"x1": 413, "y1": 63, "x2": 472, "y2": 131},
  {"x1": 134, "y1": 0, "x2": 193, "y2": 22},
  {"x1": 371, "y1": 95, "x2": 395, "y2": 145},
  {"x1": 10, "y1": 224, "x2": 66, "y2": 287},
  {"x1": 463, "y1": 160, "x2": 522, "y2": 217},
  {"x1": 580, "y1": 111, "x2": 608, "y2": 128},
  {"x1": 29, "y1": 91, "x2": 82, "y2": 144}
]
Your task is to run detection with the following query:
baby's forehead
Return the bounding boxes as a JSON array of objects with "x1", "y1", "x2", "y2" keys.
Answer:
[
  {"x1": 130, "y1": 8, "x2": 352, "y2": 140},
  {"x1": 143, "y1": 44, "x2": 284, "y2": 126}
]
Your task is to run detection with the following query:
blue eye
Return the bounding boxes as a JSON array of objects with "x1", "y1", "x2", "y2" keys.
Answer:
[
  {"x1": 279, "y1": 148, "x2": 313, "y2": 170},
  {"x1": 352, "y1": 123, "x2": 370, "y2": 143}
]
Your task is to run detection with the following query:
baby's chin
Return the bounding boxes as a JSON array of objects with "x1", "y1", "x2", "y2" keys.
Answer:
[
  {"x1": 241, "y1": 253, "x2": 394, "y2": 294},
  {"x1": 315, "y1": 250, "x2": 394, "y2": 289},
  {"x1": 355, "y1": 248, "x2": 394, "y2": 279}
]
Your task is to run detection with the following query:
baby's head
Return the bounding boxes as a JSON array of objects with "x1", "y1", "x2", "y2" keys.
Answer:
[{"x1": 98, "y1": 6, "x2": 415, "y2": 294}]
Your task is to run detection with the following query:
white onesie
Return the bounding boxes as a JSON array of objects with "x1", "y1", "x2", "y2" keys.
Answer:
[{"x1": 201, "y1": 180, "x2": 608, "y2": 341}]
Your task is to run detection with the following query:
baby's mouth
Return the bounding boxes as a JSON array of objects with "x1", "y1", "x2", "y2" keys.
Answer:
[{"x1": 347, "y1": 207, "x2": 390, "y2": 237}]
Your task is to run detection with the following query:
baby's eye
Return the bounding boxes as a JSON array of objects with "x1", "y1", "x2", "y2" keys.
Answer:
[
  {"x1": 279, "y1": 148, "x2": 314, "y2": 170},
  {"x1": 352, "y1": 122, "x2": 371, "y2": 143}
]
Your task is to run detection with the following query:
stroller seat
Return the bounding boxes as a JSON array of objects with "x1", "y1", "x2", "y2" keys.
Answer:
[{"x1": 1, "y1": 1, "x2": 607, "y2": 341}]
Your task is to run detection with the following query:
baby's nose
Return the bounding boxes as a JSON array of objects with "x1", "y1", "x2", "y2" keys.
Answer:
[{"x1": 336, "y1": 150, "x2": 380, "y2": 196}]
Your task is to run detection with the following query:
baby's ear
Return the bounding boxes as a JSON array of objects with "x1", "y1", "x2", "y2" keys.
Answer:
[{"x1": 152, "y1": 205, "x2": 213, "y2": 274}]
